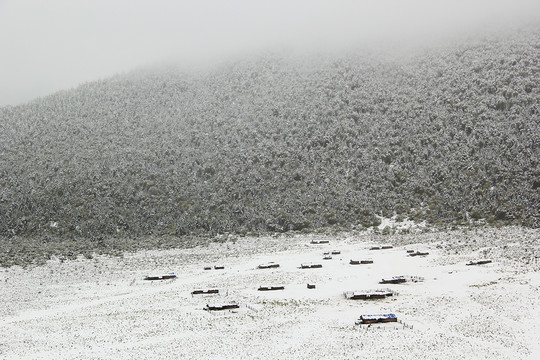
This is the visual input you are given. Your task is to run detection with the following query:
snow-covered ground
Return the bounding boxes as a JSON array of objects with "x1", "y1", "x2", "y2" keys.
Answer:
[
  {"x1": 373, "y1": 215, "x2": 427, "y2": 233},
  {"x1": 1, "y1": 227, "x2": 539, "y2": 359}
]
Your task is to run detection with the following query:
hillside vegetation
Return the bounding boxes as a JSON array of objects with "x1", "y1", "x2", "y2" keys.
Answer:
[{"x1": 1, "y1": 27, "x2": 539, "y2": 264}]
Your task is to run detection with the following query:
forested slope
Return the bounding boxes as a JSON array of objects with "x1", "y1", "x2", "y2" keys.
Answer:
[{"x1": 1, "y1": 27, "x2": 539, "y2": 247}]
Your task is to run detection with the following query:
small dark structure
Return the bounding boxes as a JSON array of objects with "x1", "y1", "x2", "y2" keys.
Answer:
[
  {"x1": 307, "y1": 283, "x2": 316, "y2": 289},
  {"x1": 350, "y1": 259, "x2": 373, "y2": 265},
  {"x1": 204, "y1": 265, "x2": 225, "y2": 270},
  {"x1": 406, "y1": 249, "x2": 415, "y2": 253},
  {"x1": 192, "y1": 289, "x2": 220, "y2": 295},
  {"x1": 311, "y1": 240, "x2": 330, "y2": 244},
  {"x1": 371, "y1": 245, "x2": 392, "y2": 250},
  {"x1": 331, "y1": 250, "x2": 341, "y2": 255},
  {"x1": 144, "y1": 273, "x2": 177, "y2": 281},
  {"x1": 323, "y1": 255, "x2": 333, "y2": 260},
  {"x1": 409, "y1": 251, "x2": 429, "y2": 257},
  {"x1": 204, "y1": 302, "x2": 239, "y2": 311},
  {"x1": 344, "y1": 289, "x2": 395, "y2": 300},
  {"x1": 300, "y1": 263, "x2": 323, "y2": 269},
  {"x1": 466, "y1": 259, "x2": 492, "y2": 266},
  {"x1": 356, "y1": 313, "x2": 398, "y2": 324},
  {"x1": 258, "y1": 262, "x2": 280, "y2": 269},
  {"x1": 258, "y1": 285, "x2": 285, "y2": 291},
  {"x1": 380, "y1": 276, "x2": 407, "y2": 284}
]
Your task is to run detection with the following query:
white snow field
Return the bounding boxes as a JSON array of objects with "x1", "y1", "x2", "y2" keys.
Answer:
[{"x1": 1, "y1": 227, "x2": 539, "y2": 359}]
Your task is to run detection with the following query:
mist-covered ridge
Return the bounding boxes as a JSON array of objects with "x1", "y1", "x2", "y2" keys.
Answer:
[{"x1": 1, "y1": 27, "x2": 539, "y2": 245}]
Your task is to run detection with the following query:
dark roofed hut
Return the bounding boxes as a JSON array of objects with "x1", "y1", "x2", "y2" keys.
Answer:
[
  {"x1": 191, "y1": 289, "x2": 220, "y2": 295},
  {"x1": 350, "y1": 259, "x2": 373, "y2": 265},
  {"x1": 204, "y1": 302, "x2": 239, "y2": 311},
  {"x1": 144, "y1": 273, "x2": 177, "y2": 281},
  {"x1": 203, "y1": 265, "x2": 225, "y2": 270},
  {"x1": 258, "y1": 262, "x2": 280, "y2": 269},
  {"x1": 409, "y1": 251, "x2": 429, "y2": 257},
  {"x1": 311, "y1": 240, "x2": 330, "y2": 244},
  {"x1": 356, "y1": 313, "x2": 398, "y2": 324},
  {"x1": 466, "y1": 259, "x2": 493, "y2": 266},
  {"x1": 344, "y1": 289, "x2": 395, "y2": 300},
  {"x1": 300, "y1": 263, "x2": 323, "y2": 269},
  {"x1": 380, "y1": 276, "x2": 407, "y2": 284},
  {"x1": 258, "y1": 285, "x2": 285, "y2": 291}
]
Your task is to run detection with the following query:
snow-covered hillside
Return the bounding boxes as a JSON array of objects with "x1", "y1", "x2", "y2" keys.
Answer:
[{"x1": 0, "y1": 26, "x2": 539, "y2": 265}]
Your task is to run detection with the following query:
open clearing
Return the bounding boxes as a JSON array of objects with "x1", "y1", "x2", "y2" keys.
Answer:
[{"x1": 1, "y1": 227, "x2": 539, "y2": 359}]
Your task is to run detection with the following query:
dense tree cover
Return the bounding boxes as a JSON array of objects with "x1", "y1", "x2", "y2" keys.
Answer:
[{"x1": 1, "y1": 27, "x2": 539, "y2": 250}]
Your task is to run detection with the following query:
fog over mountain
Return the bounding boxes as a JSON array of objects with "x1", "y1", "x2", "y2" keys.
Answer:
[{"x1": 1, "y1": 0, "x2": 540, "y2": 106}]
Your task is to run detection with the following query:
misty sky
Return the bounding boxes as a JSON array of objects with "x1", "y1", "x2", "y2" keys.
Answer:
[{"x1": 1, "y1": 0, "x2": 539, "y2": 107}]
